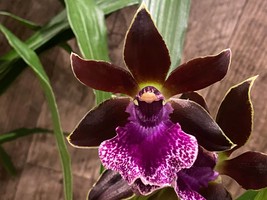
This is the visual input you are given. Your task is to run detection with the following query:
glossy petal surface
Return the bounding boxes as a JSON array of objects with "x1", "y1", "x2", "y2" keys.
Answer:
[
  {"x1": 124, "y1": 7, "x2": 171, "y2": 84},
  {"x1": 218, "y1": 151, "x2": 267, "y2": 190},
  {"x1": 68, "y1": 97, "x2": 130, "y2": 147},
  {"x1": 163, "y1": 49, "x2": 231, "y2": 98},
  {"x1": 169, "y1": 98, "x2": 233, "y2": 151},
  {"x1": 71, "y1": 53, "x2": 139, "y2": 97},
  {"x1": 99, "y1": 102, "x2": 198, "y2": 195},
  {"x1": 88, "y1": 170, "x2": 133, "y2": 200},
  {"x1": 175, "y1": 147, "x2": 218, "y2": 200},
  {"x1": 180, "y1": 92, "x2": 209, "y2": 113},
  {"x1": 216, "y1": 77, "x2": 256, "y2": 153}
]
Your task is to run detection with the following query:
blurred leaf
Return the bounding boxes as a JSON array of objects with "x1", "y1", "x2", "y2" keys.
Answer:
[
  {"x1": 0, "y1": 24, "x2": 72, "y2": 200},
  {"x1": 237, "y1": 188, "x2": 267, "y2": 200},
  {"x1": 1, "y1": 0, "x2": 140, "y2": 99},
  {"x1": 0, "y1": 128, "x2": 52, "y2": 144},
  {"x1": 0, "y1": 11, "x2": 41, "y2": 30},
  {"x1": 0, "y1": 146, "x2": 16, "y2": 176},
  {"x1": 0, "y1": 10, "x2": 73, "y2": 95},
  {"x1": 0, "y1": 10, "x2": 69, "y2": 62},
  {"x1": 143, "y1": 0, "x2": 191, "y2": 72},
  {"x1": 216, "y1": 76, "x2": 257, "y2": 156},
  {"x1": 99, "y1": 164, "x2": 105, "y2": 174},
  {"x1": 237, "y1": 190, "x2": 258, "y2": 200},
  {"x1": 59, "y1": 42, "x2": 73, "y2": 53},
  {"x1": 255, "y1": 188, "x2": 267, "y2": 200}
]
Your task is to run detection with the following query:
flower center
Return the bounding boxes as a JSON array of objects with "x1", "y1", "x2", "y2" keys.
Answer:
[{"x1": 134, "y1": 86, "x2": 166, "y2": 127}]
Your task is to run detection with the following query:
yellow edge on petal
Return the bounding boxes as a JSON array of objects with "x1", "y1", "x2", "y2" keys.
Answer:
[
  {"x1": 122, "y1": 3, "x2": 170, "y2": 89},
  {"x1": 217, "y1": 75, "x2": 258, "y2": 160}
]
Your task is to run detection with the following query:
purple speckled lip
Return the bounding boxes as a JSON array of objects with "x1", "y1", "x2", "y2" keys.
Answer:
[{"x1": 99, "y1": 86, "x2": 199, "y2": 195}]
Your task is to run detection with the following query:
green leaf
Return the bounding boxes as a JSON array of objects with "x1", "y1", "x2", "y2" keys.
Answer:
[
  {"x1": 0, "y1": 10, "x2": 73, "y2": 95},
  {"x1": 0, "y1": 0, "x2": 140, "y2": 97},
  {"x1": 95, "y1": 90, "x2": 112, "y2": 105},
  {"x1": 65, "y1": 0, "x2": 112, "y2": 103},
  {"x1": 59, "y1": 42, "x2": 73, "y2": 54},
  {"x1": 0, "y1": 10, "x2": 69, "y2": 62},
  {"x1": 0, "y1": 128, "x2": 52, "y2": 144},
  {"x1": 216, "y1": 76, "x2": 257, "y2": 156},
  {"x1": 237, "y1": 188, "x2": 267, "y2": 200},
  {"x1": 0, "y1": 145, "x2": 16, "y2": 176},
  {"x1": 65, "y1": 0, "x2": 109, "y2": 60},
  {"x1": 143, "y1": 0, "x2": 191, "y2": 72},
  {"x1": 255, "y1": 188, "x2": 267, "y2": 200},
  {"x1": 0, "y1": 11, "x2": 41, "y2": 30},
  {"x1": 97, "y1": 0, "x2": 141, "y2": 14},
  {"x1": 0, "y1": 25, "x2": 72, "y2": 200},
  {"x1": 237, "y1": 190, "x2": 258, "y2": 200}
]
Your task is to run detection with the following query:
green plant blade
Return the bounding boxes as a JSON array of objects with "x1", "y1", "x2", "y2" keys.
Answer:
[
  {"x1": 0, "y1": 11, "x2": 41, "y2": 30},
  {"x1": 65, "y1": 0, "x2": 112, "y2": 103},
  {"x1": 237, "y1": 188, "x2": 267, "y2": 200},
  {"x1": 143, "y1": 0, "x2": 191, "y2": 72},
  {"x1": 1, "y1": 0, "x2": 140, "y2": 100},
  {"x1": 0, "y1": 10, "x2": 73, "y2": 95},
  {"x1": 0, "y1": 128, "x2": 52, "y2": 144},
  {"x1": 65, "y1": 0, "x2": 109, "y2": 60},
  {"x1": 97, "y1": 0, "x2": 141, "y2": 14},
  {"x1": 0, "y1": 145, "x2": 16, "y2": 176},
  {"x1": 0, "y1": 24, "x2": 72, "y2": 200},
  {"x1": 255, "y1": 188, "x2": 267, "y2": 200},
  {"x1": 0, "y1": 10, "x2": 69, "y2": 62}
]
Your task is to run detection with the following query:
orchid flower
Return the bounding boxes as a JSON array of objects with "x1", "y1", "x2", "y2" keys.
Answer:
[{"x1": 68, "y1": 6, "x2": 236, "y2": 200}]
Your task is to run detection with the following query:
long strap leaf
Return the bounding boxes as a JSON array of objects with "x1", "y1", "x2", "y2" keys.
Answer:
[
  {"x1": 65, "y1": 0, "x2": 112, "y2": 104},
  {"x1": 0, "y1": 11, "x2": 41, "y2": 30},
  {"x1": 0, "y1": 128, "x2": 53, "y2": 144},
  {"x1": 0, "y1": 24, "x2": 73, "y2": 200},
  {"x1": 0, "y1": 145, "x2": 17, "y2": 176}
]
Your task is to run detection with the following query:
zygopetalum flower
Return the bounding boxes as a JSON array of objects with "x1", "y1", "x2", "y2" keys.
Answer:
[
  {"x1": 178, "y1": 77, "x2": 267, "y2": 200},
  {"x1": 68, "y1": 5, "x2": 234, "y2": 200}
]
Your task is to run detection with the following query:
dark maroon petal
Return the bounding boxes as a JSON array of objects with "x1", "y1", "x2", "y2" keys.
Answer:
[
  {"x1": 68, "y1": 97, "x2": 130, "y2": 147},
  {"x1": 124, "y1": 6, "x2": 171, "y2": 85},
  {"x1": 216, "y1": 76, "x2": 257, "y2": 154},
  {"x1": 169, "y1": 98, "x2": 233, "y2": 151},
  {"x1": 180, "y1": 92, "x2": 209, "y2": 113},
  {"x1": 99, "y1": 102, "x2": 198, "y2": 195},
  {"x1": 162, "y1": 49, "x2": 231, "y2": 98},
  {"x1": 217, "y1": 151, "x2": 267, "y2": 190},
  {"x1": 88, "y1": 170, "x2": 133, "y2": 200},
  {"x1": 200, "y1": 182, "x2": 232, "y2": 200},
  {"x1": 71, "y1": 53, "x2": 139, "y2": 97}
]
